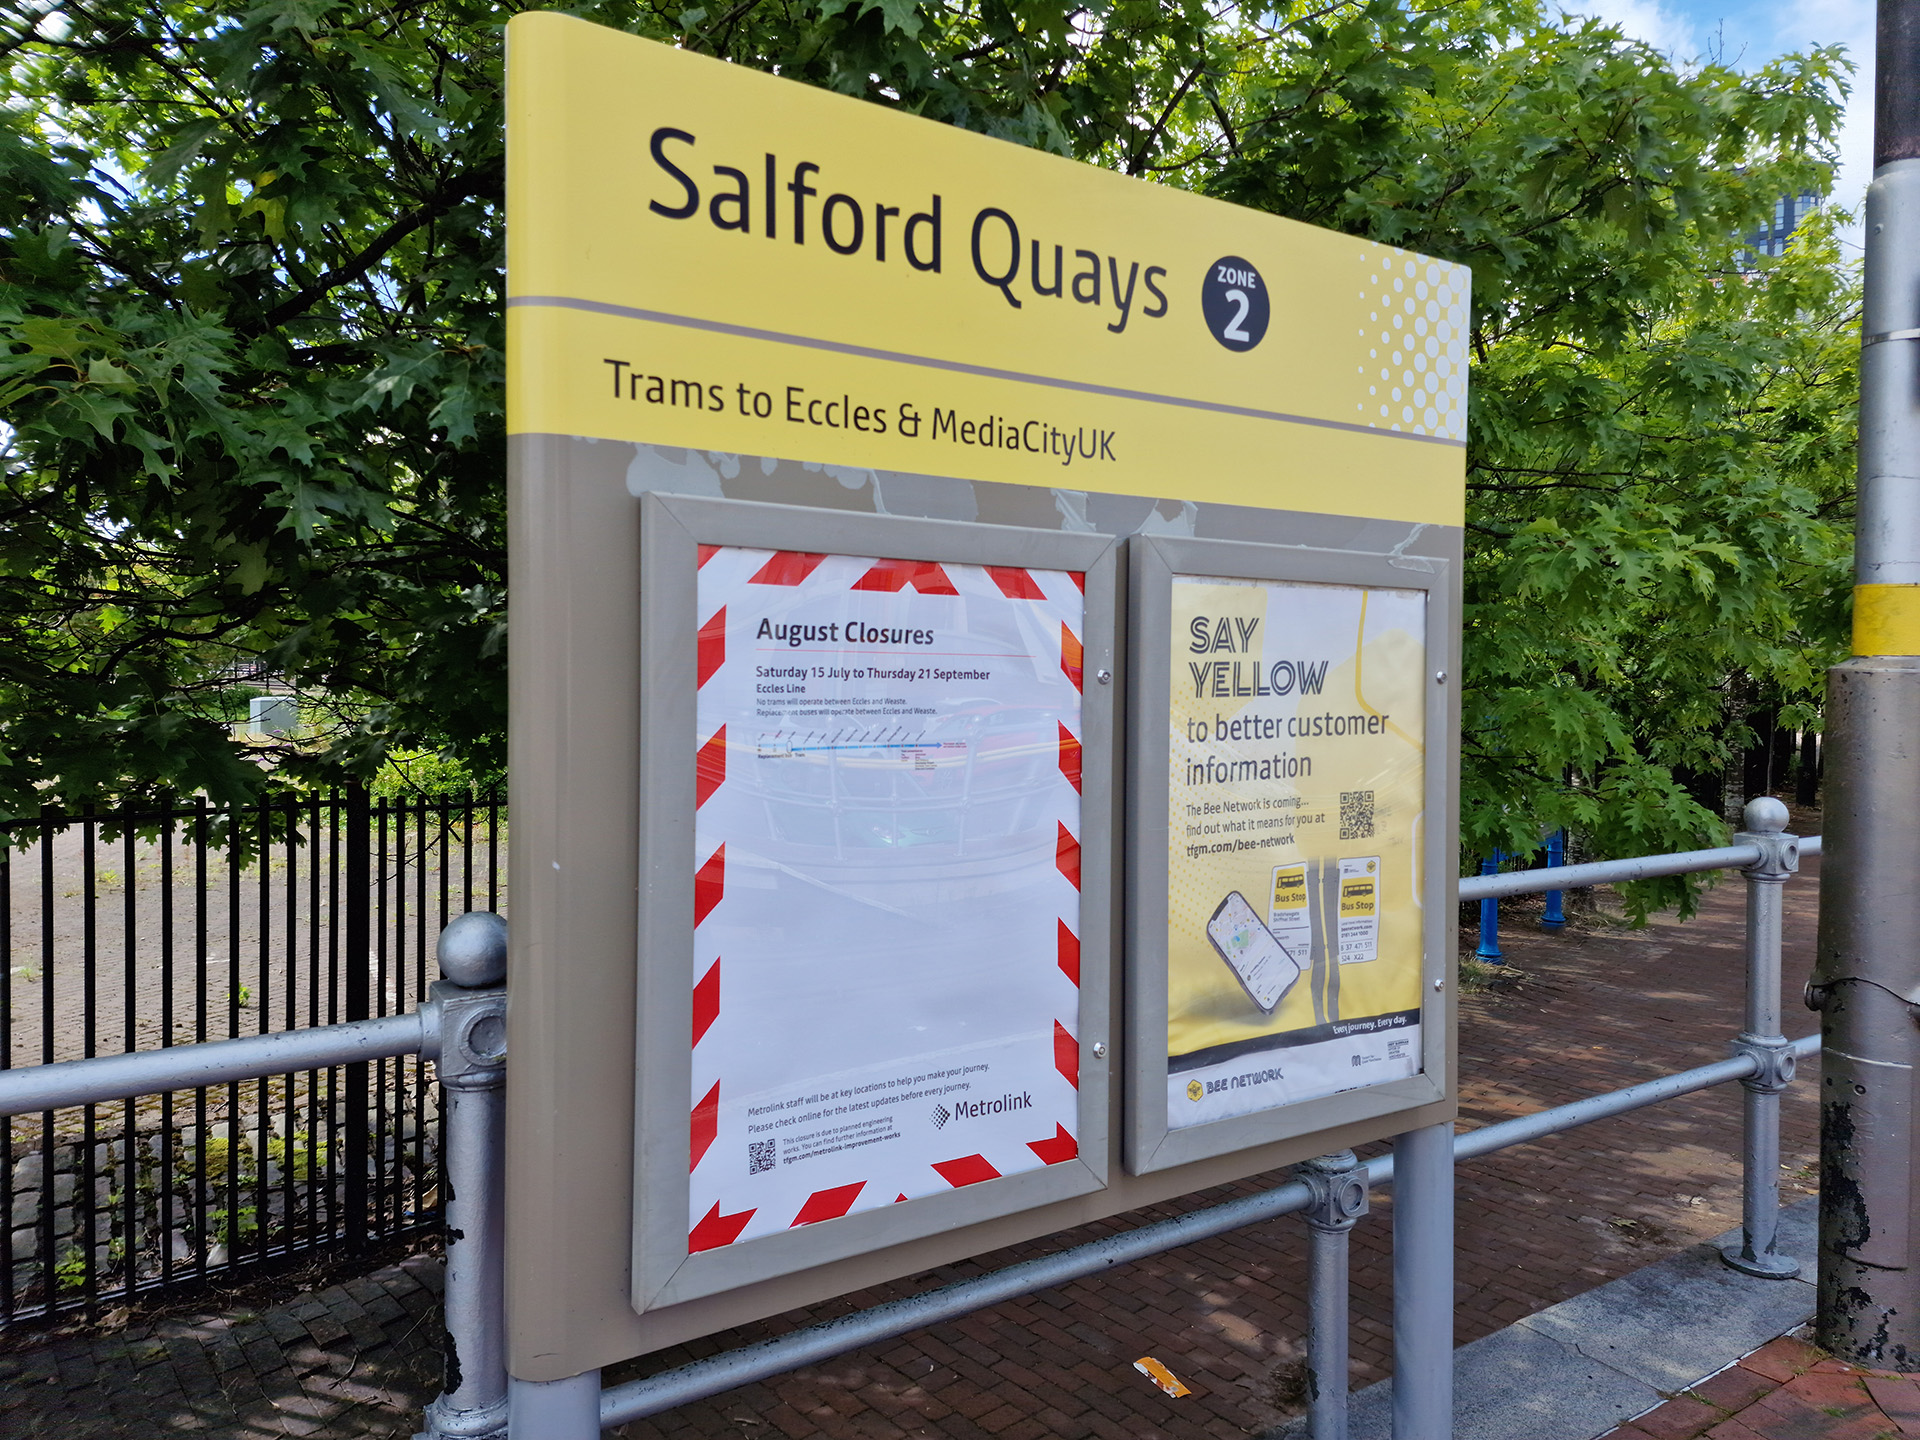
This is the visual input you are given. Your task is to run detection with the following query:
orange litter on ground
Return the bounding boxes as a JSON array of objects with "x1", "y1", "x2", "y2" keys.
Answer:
[{"x1": 1132, "y1": 1355, "x2": 1192, "y2": 1398}]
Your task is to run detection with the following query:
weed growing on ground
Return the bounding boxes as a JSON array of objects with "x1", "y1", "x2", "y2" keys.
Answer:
[{"x1": 1458, "y1": 957, "x2": 1526, "y2": 994}]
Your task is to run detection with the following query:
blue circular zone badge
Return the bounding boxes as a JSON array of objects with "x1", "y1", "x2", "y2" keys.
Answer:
[{"x1": 1200, "y1": 255, "x2": 1271, "y2": 352}]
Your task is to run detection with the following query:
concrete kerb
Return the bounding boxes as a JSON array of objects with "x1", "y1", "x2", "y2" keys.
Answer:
[{"x1": 1267, "y1": 1195, "x2": 1820, "y2": 1440}]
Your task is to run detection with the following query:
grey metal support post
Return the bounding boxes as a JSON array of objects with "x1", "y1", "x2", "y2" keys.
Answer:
[
  {"x1": 1814, "y1": 659, "x2": 1920, "y2": 1363},
  {"x1": 1722, "y1": 798, "x2": 1800, "y2": 1279},
  {"x1": 1813, "y1": 0, "x2": 1920, "y2": 1369},
  {"x1": 1296, "y1": 1151, "x2": 1369, "y2": 1440},
  {"x1": 419, "y1": 914, "x2": 510, "y2": 1440},
  {"x1": 510, "y1": 1370, "x2": 603, "y2": 1437},
  {"x1": 1391, "y1": 1122, "x2": 1453, "y2": 1440}
]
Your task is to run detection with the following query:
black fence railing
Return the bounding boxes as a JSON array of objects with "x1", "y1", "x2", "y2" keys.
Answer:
[{"x1": 0, "y1": 790, "x2": 503, "y2": 1324}]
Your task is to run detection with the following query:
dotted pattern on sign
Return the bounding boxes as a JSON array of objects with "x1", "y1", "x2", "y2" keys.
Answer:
[{"x1": 1350, "y1": 246, "x2": 1470, "y2": 440}]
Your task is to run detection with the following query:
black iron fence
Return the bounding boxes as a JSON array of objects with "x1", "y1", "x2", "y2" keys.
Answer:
[{"x1": 0, "y1": 790, "x2": 503, "y2": 1323}]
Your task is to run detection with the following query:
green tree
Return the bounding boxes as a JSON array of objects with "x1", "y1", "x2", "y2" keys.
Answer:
[
  {"x1": 1172, "y1": 2, "x2": 1856, "y2": 901},
  {"x1": 0, "y1": 0, "x2": 1238, "y2": 818},
  {"x1": 0, "y1": 0, "x2": 1859, "y2": 900}
]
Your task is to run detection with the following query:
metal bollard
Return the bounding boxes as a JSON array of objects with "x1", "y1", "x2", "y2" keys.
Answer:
[
  {"x1": 1722, "y1": 799, "x2": 1801, "y2": 1280},
  {"x1": 1540, "y1": 830, "x2": 1567, "y2": 930},
  {"x1": 1474, "y1": 851, "x2": 1504, "y2": 962},
  {"x1": 1296, "y1": 1151, "x2": 1369, "y2": 1440},
  {"x1": 419, "y1": 913, "x2": 511, "y2": 1440}
]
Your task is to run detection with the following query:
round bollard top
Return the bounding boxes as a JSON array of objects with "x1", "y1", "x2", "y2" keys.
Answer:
[
  {"x1": 438, "y1": 910, "x2": 508, "y2": 987},
  {"x1": 1743, "y1": 796, "x2": 1790, "y2": 834}
]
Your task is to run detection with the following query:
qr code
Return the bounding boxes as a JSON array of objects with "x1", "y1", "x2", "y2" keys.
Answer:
[
  {"x1": 748, "y1": 1139, "x2": 776, "y2": 1175},
  {"x1": 1340, "y1": 789, "x2": 1375, "y2": 841}
]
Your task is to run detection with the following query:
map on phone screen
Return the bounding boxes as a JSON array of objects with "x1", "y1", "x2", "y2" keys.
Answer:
[{"x1": 1205, "y1": 890, "x2": 1302, "y2": 1013}]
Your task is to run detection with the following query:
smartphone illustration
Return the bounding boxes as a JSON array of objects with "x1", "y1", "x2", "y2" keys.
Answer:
[{"x1": 1205, "y1": 890, "x2": 1303, "y2": 1013}]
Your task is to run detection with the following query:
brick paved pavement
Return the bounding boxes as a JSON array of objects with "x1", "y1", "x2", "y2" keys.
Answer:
[
  {"x1": 0, "y1": 1254, "x2": 444, "y2": 1437},
  {"x1": 0, "y1": 832, "x2": 1824, "y2": 1439},
  {"x1": 1601, "y1": 1332, "x2": 1920, "y2": 1439}
]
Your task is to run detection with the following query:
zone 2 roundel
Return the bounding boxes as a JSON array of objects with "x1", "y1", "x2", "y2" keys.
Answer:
[{"x1": 1201, "y1": 255, "x2": 1271, "y2": 352}]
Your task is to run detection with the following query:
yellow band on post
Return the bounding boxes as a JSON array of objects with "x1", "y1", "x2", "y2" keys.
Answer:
[{"x1": 1853, "y1": 584, "x2": 1920, "y2": 655}]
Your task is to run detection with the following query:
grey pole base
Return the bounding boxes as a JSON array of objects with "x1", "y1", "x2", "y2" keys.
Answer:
[
  {"x1": 509, "y1": 1370, "x2": 602, "y2": 1437},
  {"x1": 1720, "y1": 1246, "x2": 1801, "y2": 1280},
  {"x1": 417, "y1": 1394, "x2": 509, "y2": 1440}
]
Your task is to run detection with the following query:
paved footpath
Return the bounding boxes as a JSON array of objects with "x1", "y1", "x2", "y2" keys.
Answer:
[
  {"x1": 1602, "y1": 1333, "x2": 1920, "y2": 1440},
  {"x1": 0, "y1": 1255, "x2": 443, "y2": 1437},
  {"x1": 0, "y1": 828, "x2": 1824, "y2": 1438}
]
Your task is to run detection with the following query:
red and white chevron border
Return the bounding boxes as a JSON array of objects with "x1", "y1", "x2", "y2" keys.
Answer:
[{"x1": 687, "y1": 548, "x2": 1087, "y2": 1252}]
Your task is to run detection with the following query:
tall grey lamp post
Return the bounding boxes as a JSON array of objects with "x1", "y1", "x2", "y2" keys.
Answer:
[{"x1": 1811, "y1": 0, "x2": 1920, "y2": 1368}]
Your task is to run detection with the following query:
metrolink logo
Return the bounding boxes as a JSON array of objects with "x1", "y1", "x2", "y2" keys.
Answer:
[
  {"x1": 954, "y1": 1092, "x2": 1032, "y2": 1120},
  {"x1": 932, "y1": 1093, "x2": 1033, "y2": 1128}
]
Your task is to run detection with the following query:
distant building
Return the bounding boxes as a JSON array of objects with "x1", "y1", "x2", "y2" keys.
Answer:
[{"x1": 1740, "y1": 191, "x2": 1820, "y2": 266}]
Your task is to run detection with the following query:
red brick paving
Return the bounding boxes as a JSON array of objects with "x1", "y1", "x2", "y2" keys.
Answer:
[
  {"x1": 0, "y1": 808, "x2": 1830, "y2": 1437},
  {"x1": 1602, "y1": 1333, "x2": 1920, "y2": 1440}
]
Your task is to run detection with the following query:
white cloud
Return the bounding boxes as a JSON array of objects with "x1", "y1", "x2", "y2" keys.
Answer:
[
  {"x1": 1560, "y1": 0, "x2": 1872, "y2": 244},
  {"x1": 1755, "y1": 0, "x2": 1874, "y2": 223},
  {"x1": 1558, "y1": 0, "x2": 1702, "y2": 56}
]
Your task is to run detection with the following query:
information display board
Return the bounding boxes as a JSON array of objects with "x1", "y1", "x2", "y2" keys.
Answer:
[
  {"x1": 691, "y1": 547, "x2": 1088, "y2": 1235},
  {"x1": 631, "y1": 496, "x2": 1114, "y2": 1308},
  {"x1": 504, "y1": 8, "x2": 1466, "y2": 1379},
  {"x1": 1126, "y1": 538, "x2": 1449, "y2": 1173}
]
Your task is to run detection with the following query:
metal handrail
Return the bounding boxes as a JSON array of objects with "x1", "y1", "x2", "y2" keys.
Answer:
[
  {"x1": 1455, "y1": 1034, "x2": 1818, "y2": 1162},
  {"x1": 594, "y1": 1032, "x2": 1819, "y2": 1428},
  {"x1": 0, "y1": 1009, "x2": 437, "y2": 1116},
  {"x1": 0, "y1": 819, "x2": 1825, "y2": 1440},
  {"x1": 1459, "y1": 834, "x2": 1821, "y2": 903}
]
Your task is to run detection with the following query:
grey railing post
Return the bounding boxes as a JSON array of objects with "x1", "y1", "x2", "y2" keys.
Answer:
[
  {"x1": 420, "y1": 913, "x2": 510, "y2": 1440},
  {"x1": 345, "y1": 783, "x2": 373, "y2": 1252},
  {"x1": 1723, "y1": 798, "x2": 1802, "y2": 1279},
  {"x1": 1390, "y1": 1121, "x2": 1453, "y2": 1440},
  {"x1": 1296, "y1": 1150, "x2": 1368, "y2": 1440}
]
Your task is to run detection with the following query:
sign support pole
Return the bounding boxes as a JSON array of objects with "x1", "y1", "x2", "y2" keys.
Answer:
[
  {"x1": 1813, "y1": 0, "x2": 1920, "y2": 1369},
  {"x1": 1390, "y1": 1121, "x2": 1453, "y2": 1438},
  {"x1": 507, "y1": 1370, "x2": 602, "y2": 1438}
]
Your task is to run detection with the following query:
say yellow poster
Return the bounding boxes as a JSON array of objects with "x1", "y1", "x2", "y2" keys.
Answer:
[{"x1": 1166, "y1": 578, "x2": 1426, "y2": 1127}]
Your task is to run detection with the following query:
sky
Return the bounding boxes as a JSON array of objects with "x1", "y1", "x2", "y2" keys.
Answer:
[{"x1": 1561, "y1": 0, "x2": 1874, "y2": 240}]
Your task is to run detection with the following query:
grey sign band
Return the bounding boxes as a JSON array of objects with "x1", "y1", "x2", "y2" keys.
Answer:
[
  {"x1": 507, "y1": 294, "x2": 1468, "y2": 450},
  {"x1": 1862, "y1": 327, "x2": 1920, "y2": 346}
]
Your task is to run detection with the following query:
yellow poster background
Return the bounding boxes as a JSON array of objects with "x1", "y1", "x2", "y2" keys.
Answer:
[{"x1": 1166, "y1": 579, "x2": 1426, "y2": 1073}]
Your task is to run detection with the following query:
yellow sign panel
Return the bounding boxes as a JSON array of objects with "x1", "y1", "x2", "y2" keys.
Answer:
[{"x1": 506, "y1": 12, "x2": 1469, "y2": 524}]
